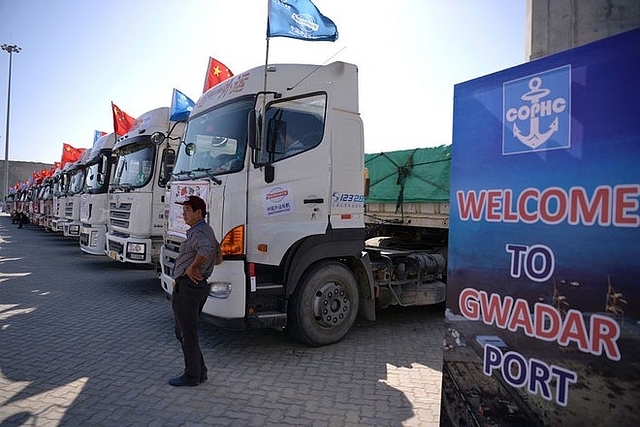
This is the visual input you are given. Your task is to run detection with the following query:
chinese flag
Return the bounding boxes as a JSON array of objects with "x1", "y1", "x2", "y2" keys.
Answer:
[
  {"x1": 203, "y1": 57, "x2": 233, "y2": 93},
  {"x1": 111, "y1": 102, "x2": 136, "y2": 136},
  {"x1": 61, "y1": 143, "x2": 86, "y2": 167}
]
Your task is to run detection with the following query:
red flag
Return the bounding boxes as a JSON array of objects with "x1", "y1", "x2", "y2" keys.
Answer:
[
  {"x1": 203, "y1": 57, "x2": 233, "y2": 93},
  {"x1": 61, "y1": 143, "x2": 86, "y2": 167},
  {"x1": 111, "y1": 102, "x2": 136, "y2": 136}
]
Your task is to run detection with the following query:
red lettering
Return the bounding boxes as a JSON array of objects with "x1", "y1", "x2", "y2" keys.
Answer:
[
  {"x1": 459, "y1": 288, "x2": 480, "y2": 320},
  {"x1": 558, "y1": 310, "x2": 590, "y2": 352},
  {"x1": 590, "y1": 314, "x2": 621, "y2": 361},
  {"x1": 614, "y1": 184, "x2": 640, "y2": 226},
  {"x1": 460, "y1": 289, "x2": 621, "y2": 361},
  {"x1": 456, "y1": 191, "x2": 486, "y2": 220},
  {"x1": 539, "y1": 187, "x2": 567, "y2": 224},
  {"x1": 534, "y1": 303, "x2": 561, "y2": 341},
  {"x1": 507, "y1": 299, "x2": 534, "y2": 336},
  {"x1": 455, "y1": 184, "x2": 638, "y2": 228},
  {"x1": 486, "y1": 190, "x2": 502, "y2": 221},
  {"x1": 518, "y1": 189, "x2": 539, "y2": 222},
  {"x1": 480, "y1": 292, "x2": 512, "y2": 328},
  {"x1": 569, "y1": 186, "x2": 611, "y2": 225},
  {"x1": 502, "y1": 189, "x2": 518, "y2": 222}
]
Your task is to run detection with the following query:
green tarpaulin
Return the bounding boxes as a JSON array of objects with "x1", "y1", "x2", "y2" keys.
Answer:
[{"x1": 364, "y1": 145, "x2": 451, "y2": 203}]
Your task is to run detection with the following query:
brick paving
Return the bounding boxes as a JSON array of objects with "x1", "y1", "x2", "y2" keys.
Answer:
[{"x1": 0, "y1": 214, "x2": 444, "y2": 426}]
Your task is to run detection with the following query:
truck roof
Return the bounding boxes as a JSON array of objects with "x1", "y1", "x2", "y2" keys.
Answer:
[{"x1": 192, "y1": 61, "x2": 359, "y2": 118}]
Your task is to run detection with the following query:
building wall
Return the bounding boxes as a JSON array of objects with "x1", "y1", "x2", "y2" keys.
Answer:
[
  {"x1": 1, "y1": 160, "x2": 53, "y2": 197},
  {"x1": 527, "y1": 0, "x2": 640, "y2": 60}
]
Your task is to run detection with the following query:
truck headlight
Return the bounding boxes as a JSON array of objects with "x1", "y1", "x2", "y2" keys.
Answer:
[
  {"x1": 127, "y1": 242, "x2": 146, "y2": 254},
  {"x1": 127, "y1": 242, "x2": 147, "y2": 261}
]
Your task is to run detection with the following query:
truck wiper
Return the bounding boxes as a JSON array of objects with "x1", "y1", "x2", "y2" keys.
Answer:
[
  {"x1": 190, "y1": 168, "x2": 222, "y2": 185},
  {"x1": 171, "y1": 170, "x2": 193, "y2": 178},
  {"x1": 110, "y1": 183, "x2": 133, "y2": 193}
]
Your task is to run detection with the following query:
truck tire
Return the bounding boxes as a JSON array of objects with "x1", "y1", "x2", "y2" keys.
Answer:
[{"x1": 287, "y1": 261, "x2": 359, "y2": 346}]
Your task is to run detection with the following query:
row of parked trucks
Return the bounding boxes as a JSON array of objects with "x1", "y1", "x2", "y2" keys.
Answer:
[{"x1": 6, "y1": 61, "x2": 451, "y2": 346}]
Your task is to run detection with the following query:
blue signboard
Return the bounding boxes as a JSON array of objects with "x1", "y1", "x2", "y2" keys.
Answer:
[{"x1": 442, "y1": 28, "x2": 640, "y2": 426}]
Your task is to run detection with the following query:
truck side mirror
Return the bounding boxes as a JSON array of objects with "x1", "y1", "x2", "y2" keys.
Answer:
[
  {"x1": 159, "y1": 148, "x2": 176, "y2": 187},
  {"x1": 265, "y1": 164, "x2": 274, "y2": 183},
  {"x1": 150, "y1": 132, "x2": 166, "y2": 145},
  {"x1": 185, "y1": 143, "x2": 197, "y2": 156},
  {"x1": 248, "y1": 110, "x2": 259, "y2": 150},
  {"x1": 266, "y1": 118, "x2": 286, "y2": 154},
  {"x1": 364, "y1": 167, "x2": 370, "y2": 197}
]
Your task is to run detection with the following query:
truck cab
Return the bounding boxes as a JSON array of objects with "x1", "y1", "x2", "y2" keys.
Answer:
[
  {"x1": 160, "y1": 62, "x2": 373, "y2": 345},
  {"x1": 80, "y1": 133, "x2": 117, "y2": 255},
  {"x1": 106, "y1": 107, "x2": 183, "y2": 265},
  {"x1": 62, "y1": 149, "x2": 91, "y2": 238}
]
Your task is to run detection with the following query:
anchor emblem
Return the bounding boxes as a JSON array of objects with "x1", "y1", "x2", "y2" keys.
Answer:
[{"x1": 512, "y1": 77, "x2": 559, "y2": 149}]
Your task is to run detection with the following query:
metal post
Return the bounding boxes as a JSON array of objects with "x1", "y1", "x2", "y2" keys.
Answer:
[{"x1": 2, "y1": 43, "x2": 21, "y2": 203}]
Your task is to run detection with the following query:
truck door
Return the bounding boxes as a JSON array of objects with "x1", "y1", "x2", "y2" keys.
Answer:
[{"x1": 247, "y1": 93, "x2": 330, "y2": 266}]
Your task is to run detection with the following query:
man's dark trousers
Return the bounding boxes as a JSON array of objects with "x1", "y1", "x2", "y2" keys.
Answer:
[{"x1": 172, "y1": 276, "x2": 210, "y2": 383}]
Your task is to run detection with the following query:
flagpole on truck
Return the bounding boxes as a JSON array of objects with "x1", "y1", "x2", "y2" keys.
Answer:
[
  {"x1": 262, "y1": 0, "x2": 272, "y2": 146},
  {"x1": 261, "y1": 36, "x2": 270, "y2": 145}
]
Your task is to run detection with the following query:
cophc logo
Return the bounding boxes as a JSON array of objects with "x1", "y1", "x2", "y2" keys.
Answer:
[{"x1": 503, "y1": 65, "x2": 571, "y2": 155}]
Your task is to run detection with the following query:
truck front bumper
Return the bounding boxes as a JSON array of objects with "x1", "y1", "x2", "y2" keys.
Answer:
[{"x1": 106, "y1": 234, "x2": 153, "y2": 264}]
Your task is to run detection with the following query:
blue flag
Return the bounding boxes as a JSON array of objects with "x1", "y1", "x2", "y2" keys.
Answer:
[
  {"x1": 93, "y1": 130, "x2": 106, "y2": 144},
  {"x1": 170, "y1": 89, "x2": 195, "y2": 122},
  {"x1": 267, "y1": 0, "x2": 338, "y2": 41}
]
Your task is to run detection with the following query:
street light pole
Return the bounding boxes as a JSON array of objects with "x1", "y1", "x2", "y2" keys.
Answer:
[{"x1": 2, "y1": 43, "x2": 21, "y2": 204}]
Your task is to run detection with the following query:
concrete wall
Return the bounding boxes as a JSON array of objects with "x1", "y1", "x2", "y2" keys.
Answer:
[
  {"x1": 527, "y1": 0, "x2": 640, "y2": 60},
  {"x1": 1, "y1": 160, "x2": 53, "y2": 198}
]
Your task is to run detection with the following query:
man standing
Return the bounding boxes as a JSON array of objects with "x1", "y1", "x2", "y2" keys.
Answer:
[{"x1": 170, "y1": 195, "x2": 220, "y2": 387}]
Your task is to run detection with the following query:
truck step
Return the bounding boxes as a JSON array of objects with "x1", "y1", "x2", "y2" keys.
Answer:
[{"x1": 250, "y1": 311, "x2": 288, "y2": 329}]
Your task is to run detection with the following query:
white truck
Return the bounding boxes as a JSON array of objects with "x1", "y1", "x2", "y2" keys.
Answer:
[
  {"x1": 158, "y1": 62, "x2": 448, "y2": 346},
  {"x1": 105, "y1": 107, "x2": 183, "y2": 265},
  {"x1": 49, "y1": 168, "x2": 65, "y2": 232},
  {"x1": 62, "y1": 149, "x2": 91, "y2": 238},
  {"x1": 79, "y1": 133, "x2": 117, "y2": 255}
]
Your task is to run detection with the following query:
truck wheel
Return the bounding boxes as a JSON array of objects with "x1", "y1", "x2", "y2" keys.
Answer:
[{"x1": 288, "y1": 261, "x2": 359, "y2": 346}]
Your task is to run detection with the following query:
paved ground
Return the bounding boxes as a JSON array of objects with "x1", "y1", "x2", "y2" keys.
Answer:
[{"x1": 0, "y1": 214, "x2": 444, "y2": 426}]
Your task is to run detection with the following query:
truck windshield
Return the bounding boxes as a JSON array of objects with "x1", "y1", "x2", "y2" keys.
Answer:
[
  {"x1": 113, "y1": 142, "x2": 154, "y2": 189},
  {"x1": 85, "y1": 153, "x2": 111, "y2": 192},
  {"x1": 173, "y1": 97, "x2": 251, "y2": 179},
  {"x1": 68, "y1": 168, "x2": 87, "y2": 195},
  {"x1": 53, "y1": 176, "x2": 63, "y2": 197}
]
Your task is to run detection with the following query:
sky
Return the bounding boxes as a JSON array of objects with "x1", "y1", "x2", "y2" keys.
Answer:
[{"x1": 0, "y1": 0, "x2": 526, "y2": 165}]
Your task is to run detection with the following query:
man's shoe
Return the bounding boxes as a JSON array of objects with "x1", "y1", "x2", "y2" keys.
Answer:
[
  {"x1": 200, "y1": 373, "x2": 208, "y2": 383},
  {"x1": 168, "y1": 374, "x2": 199, "y2": 387}
]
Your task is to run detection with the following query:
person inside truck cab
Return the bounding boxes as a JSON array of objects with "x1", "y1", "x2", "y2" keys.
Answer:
[
  {"x1": 283, "y1": 130, "x2": 306, "y2": 156},
  {"x1": 281, "y1": 118, "x2": 322, "y2": 158}
]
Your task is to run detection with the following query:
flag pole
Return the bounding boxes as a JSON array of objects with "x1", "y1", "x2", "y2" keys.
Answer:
[
  {"x1": 261, "y1": 0, "x2": 271, "y2": 147},
  {"x1": 263, "y1": 37, "x2": 270, "y2": 96}
]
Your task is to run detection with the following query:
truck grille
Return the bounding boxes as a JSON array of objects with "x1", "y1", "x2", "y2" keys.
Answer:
[
  {"x1": 64, "y1": 202, "x2": 74, "y2": 217},
  {"x1": 162, "y1": 237, "x2": 182, "y2": 277},
  {"x1": 109, "y1": 202, "x2": 131, "y2": 228},
  {"x1": 108, "y1": 240, "x2": 123, "y2": 254}
]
